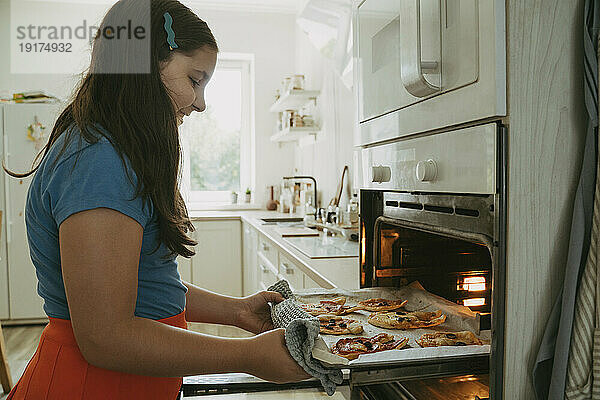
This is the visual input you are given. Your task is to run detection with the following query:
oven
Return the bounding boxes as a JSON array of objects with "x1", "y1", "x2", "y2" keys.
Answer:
[
  {"x1": 353, "y1": 121, "x2": 506, "y2": 399},
  {"x1": 355, "y1": 0, "x2": 506, "y2": 145}
]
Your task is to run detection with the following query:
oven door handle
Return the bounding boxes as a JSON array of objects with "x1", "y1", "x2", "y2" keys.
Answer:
[{"x1": 400, "y1": 0, "x2": 441, "y2": 97}]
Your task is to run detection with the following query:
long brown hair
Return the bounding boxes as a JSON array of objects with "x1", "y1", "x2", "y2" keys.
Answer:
[{"x1": 4, "y1": 0, "x2": 218, "y2": 259}]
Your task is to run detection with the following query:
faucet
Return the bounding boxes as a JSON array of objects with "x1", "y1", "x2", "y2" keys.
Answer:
[{"x1": 282, "y1": 175, "x2": 318, "y2": 219}]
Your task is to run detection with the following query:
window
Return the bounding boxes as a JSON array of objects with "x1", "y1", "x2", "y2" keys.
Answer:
[{"x1": 180, "y1": 55, "x2": 255, "y2": 207}]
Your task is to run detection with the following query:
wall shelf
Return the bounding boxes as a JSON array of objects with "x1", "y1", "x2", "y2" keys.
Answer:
[
  {"x1": 269, "y1": 90, "x2": 320, "y2": 112},
  {"x1": 270, "y1": 126, "x2": 320, "y2": 143}
]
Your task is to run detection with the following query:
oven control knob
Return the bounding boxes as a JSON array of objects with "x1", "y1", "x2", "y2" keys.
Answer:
[
  {"x1": 416, "y1": 160, "x2": 437, "y2": 182},
  {"x1": 372, "y1": 166, "x2": 391, "y2": 183}
]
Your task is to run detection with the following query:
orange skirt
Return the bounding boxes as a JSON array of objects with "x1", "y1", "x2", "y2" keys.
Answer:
[{"x1": 8, "y1": 311, "x2": 187, "y2": 400}]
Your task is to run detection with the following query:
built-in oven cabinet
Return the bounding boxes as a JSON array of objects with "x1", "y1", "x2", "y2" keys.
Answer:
[
  {"x1": 355, "y1": 0, "x2": 506, "y2": 144},
  {"x1": 362, "y1": 122, "x2": 497, "y2": 194}
]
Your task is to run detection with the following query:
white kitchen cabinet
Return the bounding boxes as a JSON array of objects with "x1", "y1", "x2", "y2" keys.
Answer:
[
  {"x1": 256, "y1": 233, "x2": 277, "y2": 291},
  {"x1": 257, "y1": 255, "x2": 278, "y2": 290},
  {"x1": 278, "y1": 253, "x2": 303, "y2": 292},
  {"x1": 253, "y1": 232, "x2": 331, "y2": 293},
  {"x1": 303, "y1": 274, "x2": 321, "y2": 289},
  {"x1": 2, "y1": 104, "x2": 60, "y2": 320},
  {"x1": 176, "y1": 255, "x2": 192, "y2": 284},
  {"x1": 242, "y1": 222, "x2": 258, "y2": 296},
  {"x1": 258, "y1": 235, "x2": 277, "y2": 267},
  {"x1": 0, "y1": 111, "x2": 8, "y2": 320},
  {"x1": 191, "y1": 221, "x2": 242, "y2": 297}
]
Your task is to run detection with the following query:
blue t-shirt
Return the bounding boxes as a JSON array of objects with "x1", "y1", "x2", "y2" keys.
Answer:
[{"x1": 25, "y1": 124, "x2": 187, "y2": 320}]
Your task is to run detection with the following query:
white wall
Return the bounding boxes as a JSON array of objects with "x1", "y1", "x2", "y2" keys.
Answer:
[
  {"x1": 0, "y1": 0, "x2": 102, "y2": 100},
  {"x1": 292, "y1": 25, "x2": 356, "y2": 210},
  {"x1": 0, "y1": 1, "x2": 297, "y2": 207},
  {"x1": 187, "y1": 7, "x2": 297, "y2": 207}
]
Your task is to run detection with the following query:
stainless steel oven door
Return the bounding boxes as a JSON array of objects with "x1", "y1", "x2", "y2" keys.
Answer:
[{"x1": 355, "y1": 0, "x2": 506, "y2": 145}]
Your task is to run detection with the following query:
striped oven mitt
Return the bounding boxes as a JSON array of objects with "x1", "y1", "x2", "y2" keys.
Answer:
[{"x1": 267, "y1": 280, "x2": 343, "y2": 396}]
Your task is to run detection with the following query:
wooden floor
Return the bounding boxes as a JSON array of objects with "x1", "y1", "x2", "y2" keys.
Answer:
[
  {"x1": 1, "y1": 324, "x2": 45, "y2": 399},
  {"x1": 0, "y1": 323, "x2": 347, "y2": 399}
]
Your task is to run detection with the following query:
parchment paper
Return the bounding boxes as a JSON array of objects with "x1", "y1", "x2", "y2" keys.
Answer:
[{"x1": 295, "y1": 282, "x2": 491, "y2": 368}]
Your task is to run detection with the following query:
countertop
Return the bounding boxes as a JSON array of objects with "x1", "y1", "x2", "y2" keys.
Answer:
[{"x1": 189, "y1": 210, "x2": 360, "y2": 290}]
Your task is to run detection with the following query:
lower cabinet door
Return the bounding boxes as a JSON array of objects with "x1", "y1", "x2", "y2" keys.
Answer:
[
  {"x1": 304, "y1": 274, "x2": 323, "y2": 289},
  {"x1": 242, "y1": 223, "x2": 258, "y2": 296},
  {"x1": 7, "y1": 244, "x2": 44, "y2": 319},
  {"x1": 258, "y1": 262, "x2": 277, "y2": 290},
  {"x1": 177, "y1": 255, "x2": 192, "y2": 283},
  {"x1": 191, "y1": 221, "x2": 242, "y2": 297},
  {"x1": 278, "y1": 254, "x2": 303, "y2": 292}
]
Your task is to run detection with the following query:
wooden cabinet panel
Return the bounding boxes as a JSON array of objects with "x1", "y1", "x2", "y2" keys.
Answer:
[
  {"x1": 191, "y1": 221, "x2": 242, "y2": 297},
  {"x1": 503, "y1": 1, "x2": 585, "y2": 397}
]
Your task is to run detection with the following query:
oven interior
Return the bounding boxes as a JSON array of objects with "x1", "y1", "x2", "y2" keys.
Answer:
[
  {"x1": 375, "y1": 220, "x2": 492, "y2": 329},
  {"x1": 360, "y1": 375, "x2": 490, "y2": 400},
  {"x1": 358, "y1": 189, "x2": 503, "y2": 400}
]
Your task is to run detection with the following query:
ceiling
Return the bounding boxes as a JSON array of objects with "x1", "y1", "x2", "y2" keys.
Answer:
[
  {"x1": 41, "y1": 0, "x2": 307, "y2": 14},
  {"x1": 184, "y1": 0, "x2": 306, "y2": 14}
]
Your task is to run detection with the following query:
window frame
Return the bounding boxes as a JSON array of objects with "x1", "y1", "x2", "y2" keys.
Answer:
[{"x1": 180, "y1": 53, "x2": 256, "y2": 208}]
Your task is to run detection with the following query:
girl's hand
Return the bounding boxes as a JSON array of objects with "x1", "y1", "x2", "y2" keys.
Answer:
[
  {"x1": 247, "y1": 328, "x2": 312, "y2": 383},
  {"x1": 236, "y1": 291, "x2": 284, "y2": 334}
]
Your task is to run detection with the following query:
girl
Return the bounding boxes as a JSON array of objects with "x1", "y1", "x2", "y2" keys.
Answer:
[{"x1": 6, "y1": 1, "x2": 309, "y2": 398}]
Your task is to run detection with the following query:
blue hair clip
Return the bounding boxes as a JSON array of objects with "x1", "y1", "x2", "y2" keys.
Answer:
[{"x1": 163, "y1": 12, "x2": 178, "y2": 50}]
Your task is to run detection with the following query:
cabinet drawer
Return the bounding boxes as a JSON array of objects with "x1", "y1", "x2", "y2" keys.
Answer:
[
  {"x1": 258, "y1": 258, "x2": 277, "y2": 290},
  {"x1": 278, "y1": 254, "x2": 304, "y2": 292},
  {"x1": 258, "y1": 236, "x2": 277, "y2": 268}
]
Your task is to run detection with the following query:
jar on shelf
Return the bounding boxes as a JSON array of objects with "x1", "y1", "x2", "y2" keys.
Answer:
[
  {"x1": 291, "y1": 75, "x2": 305, "y2": 91},
  {"x1": 302, "y1": 115, "x2": 315, "y2": 127},
  {"x1": 282, "y1": 77, "x2": 292, "y2": 94},
  {"x1": 292, "y1": 114, "x2": 304, "y2": 128},
  {"x1": 282, "y1": 110, "x2": 295, "y2": 130}
]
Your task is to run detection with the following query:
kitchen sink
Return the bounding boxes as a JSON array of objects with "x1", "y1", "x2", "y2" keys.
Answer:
[{"x1": 260, "y1": 217, "x2": 304, "y2": 223}]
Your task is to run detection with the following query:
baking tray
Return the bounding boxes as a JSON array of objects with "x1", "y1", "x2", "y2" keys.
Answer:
[{"x1": 295, "y1": 282, "x2": 491, "y2": 368}]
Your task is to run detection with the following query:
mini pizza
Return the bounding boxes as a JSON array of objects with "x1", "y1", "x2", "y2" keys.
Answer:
[
  {"x1": 300, "y1": 297, "x2": 355, "y2": 316},
  {"x1": 331, "y1": 333, "x2": 409, "y2": 360},
  {"x1": 356, "y1": 298, "x2": 408, "y2": 312},
  {"x1": 318, "y1": 315, "x2": 363, "y2": 335},
  {"x1": 368, "y1": 310, "x2": 447, "y2": 330},
  {"x1": 416, "y1": 331, "x2": 483, "y2": 348}
]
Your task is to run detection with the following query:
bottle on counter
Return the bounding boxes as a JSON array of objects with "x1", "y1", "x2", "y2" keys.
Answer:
[
  {"x1": 297, "y1": 183, "x2": 307, "y2": 216},
  {"x1": 279, "y1": 182, "x2": 292, "y2": 214},
  {"x1": 349, "y1": 193, "x2": 359, "y2": 225},
  {"x1": 304, "y1": 183, "x2": 316, "y2": 219}
]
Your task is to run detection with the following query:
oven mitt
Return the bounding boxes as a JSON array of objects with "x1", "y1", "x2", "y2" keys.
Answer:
[{"x1": 267, "y1": 280, "x2": 343, "y2": 396}]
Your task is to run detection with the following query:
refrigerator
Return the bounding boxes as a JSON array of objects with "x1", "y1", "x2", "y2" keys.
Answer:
[{"x1": 0, "y1": 103, "x2": 61, "y2": 321}]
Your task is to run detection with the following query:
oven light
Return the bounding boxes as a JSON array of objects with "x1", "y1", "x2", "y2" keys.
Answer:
[
  {"x1": 463, "y1": 277, "x2": 486, "y2": 292},
  {"x1": 360, "y1": 225, "x2": 366, "y2": 266},
  {"x1": 463, "y1": 298, "x2": 485, "y2": 307}
]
